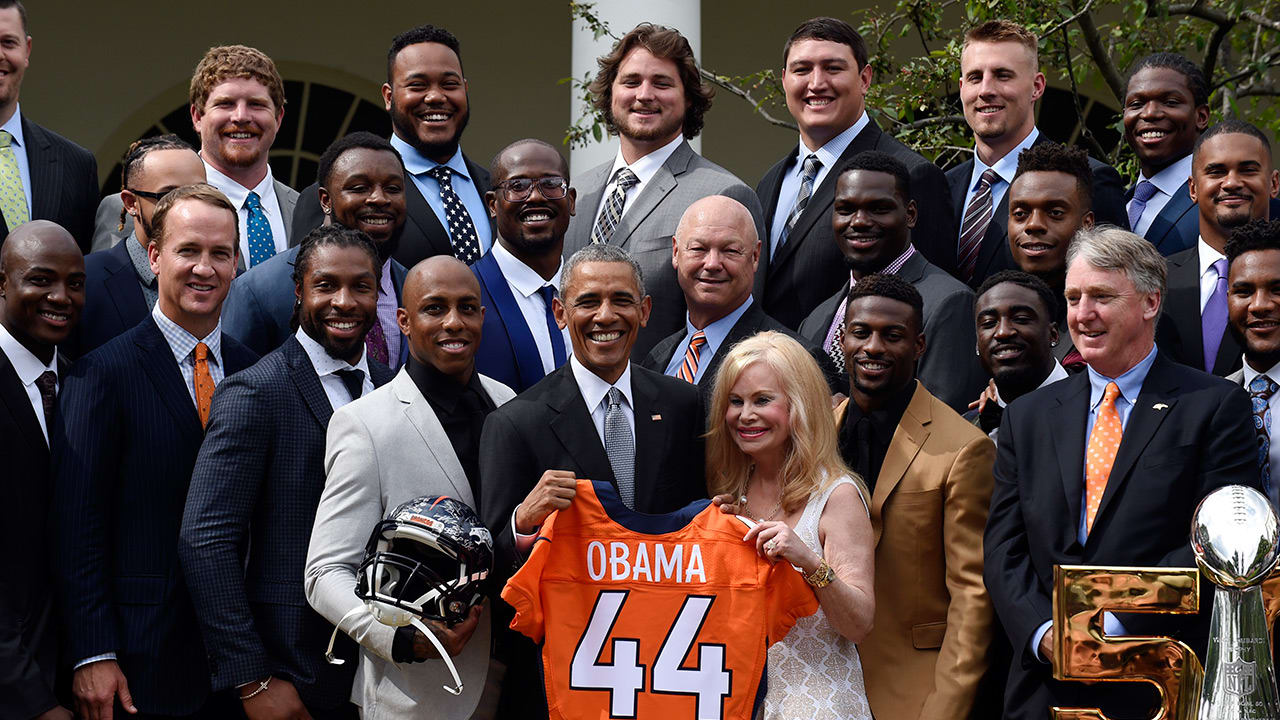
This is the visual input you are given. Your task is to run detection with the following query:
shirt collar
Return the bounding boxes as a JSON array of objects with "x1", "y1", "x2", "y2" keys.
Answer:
[
  {"x1": 686, "y1": 295, "x2": 753, "y2": 351},
  {"x1": 0, "y1": 320, "x2": 56, "y2": 386},
  {"x1": 294, "y1": 325, "x2": 371, "y2": 380},
  {"x1": 570, "y1": 354, "x2": 633, "y2": 413},
  {"x1": 405, "y1": 354, "x2": 482, "y2": 413},
  {"x1": 972, "y1": 126, "x2": 1040, "y2": 189},
  {"x1": 1141, "y1": 153, "x2": 1194, "y2": 198},
  {"x1": 151, "y1": 302, "x2": 223, "y2": 369},
  {"x1": 1197, "y1": 236, "x2": 1227, "y2": 278},
  {"x1": 608, "y1": 134, "x2": 684, "y2": 187},
  {"x1": 391, "y1": 134, "x2": 471, "y2": 181},
  {"x1": 994, "y1": 359, "x2": 1068, "y2": 408},
  {"x1": 202, "y1": 160, "x2": 276, "y2": 208},
  {"x1": 491, "y1": 240, "x2": 563, "y2": 298},
  {"x1": 1243, "y1": 357, "x2": 1280, "y2": 388},
  {"x1": 795, "y1": 110, "x2": 868, "y2": 169},
  {"x1": 1086, "y1": 344, "x2": 1157, "y2": 411},
  {"x1": 379, "y1": 258, "x2": 394, "y2": 296},
  {"x1": 1, "y1": 104, "x2": 23, "y2": 148},
  {"x1": 124, "y1": 232, "x2": 157, "y2": 287}
]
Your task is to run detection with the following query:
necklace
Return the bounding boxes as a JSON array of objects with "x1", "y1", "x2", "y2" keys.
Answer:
[{"x1": 742, "y1": 468, "x2": 783, "y2": 520}]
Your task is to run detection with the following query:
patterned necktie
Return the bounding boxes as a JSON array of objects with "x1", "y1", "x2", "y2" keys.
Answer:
[
  {"x1": 1250, "y1": 374, "x2": 1277, "y2": 502},
  {"x1": 1085, "y1": 382, "x2": 1123, "y2": 533},
  {"x1": 603, "y1": 387, "x2": 636, "y2": 509},
  {"x1": 537, "y1": 285, "x2": 567, "y2": 367},
  {"x1": 193, "y1": 342, "x2": 215, "y2": 428},
  {"x1": 335, "y1": 368, "x2": 366, "y2": 403},
  {"x1": 676, "y1": 331, "x2": 708, "y2": 383},
  {"x1": 365, "y1": 319, "x2": 390, "y2": 366},
  {"x1": 244, "y1": 191, "x2": 276, "y2": 268},
  {"x1": 777, "y1": 154, "x2": 821, "y2": 256},
  {"x1": 824, "y1": 300, "x2": 848, "y2": 374},
  {"x1": 0, "y1": 130, "x2": 28, "y2": 232},
  {"x1": 590, "y1": 167, "x2": 639, "y2": 245},
  {"x1": 1127, "y1": 180, "x2": 1158, "y2": 231},
  {"x1": 958, "y1": 169, "x2": 1000, "y2": 284},
  {"x1": 34, "y1": 370, "x2": 56, "y2": 435},
  {"x1": 1202, "y1": 258, "x2": 1229, "y2": 372},
  {"x1": 425, "y1": 165, "x2": 482, "y2": 264}
]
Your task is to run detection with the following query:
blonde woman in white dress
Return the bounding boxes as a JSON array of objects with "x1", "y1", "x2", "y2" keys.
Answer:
[{"x1": 707, "y1": 331, "x2": 875, "y2": 719}]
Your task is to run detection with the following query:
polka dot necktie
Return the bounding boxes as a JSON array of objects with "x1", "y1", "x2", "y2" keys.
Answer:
[
  {"x1": 0, "y1": 130, "x2": 29, "y2": 232},
  {"x1": 676, "y1": 331, "x2": 707, "y2": 383},
  {"x1": 1250, "y1": 374, "x2": 1277, "y2": 501},
  {"x1": 1084, "y1": 382, "x2": 1123, "y2": 533},
  {"x1": 425, "y1": 165, "x2": 482, "y2": 265},
  {"x1": 590, "y1": 167, "x2": 639, "y2": 245},
  {"x1": 193, "y1": 342, "x2": 215, "y2": 428},
  {"x1": 244, "y1": 191, "x2": 276, "y2": 268}
]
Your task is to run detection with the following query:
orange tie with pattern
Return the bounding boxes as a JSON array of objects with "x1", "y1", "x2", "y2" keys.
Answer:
[
  {"x1": 676, "y1": 331, "x2": 707, "y2": 383},
  {"x1": 194, "y1": 342, "x2": 215, "y2": 427},
  {"x1": 1085, "y1": 382, "x2": 1122, "y2": 533}
]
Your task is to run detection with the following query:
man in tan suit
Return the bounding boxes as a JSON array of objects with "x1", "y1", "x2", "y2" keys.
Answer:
[{"x1": 834, "y1": 274, "x2": 994, "y2": 719}]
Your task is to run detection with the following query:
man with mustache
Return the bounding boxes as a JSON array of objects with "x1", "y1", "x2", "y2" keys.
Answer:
[
  {"x1": 180, "y1": 226, "x2": 392, "y2": 720},
  {"x1": 472, "y1": 139, "x2": 575, "y2": 392},
  {"x1": 563, "y1": 23, "x2": 764, "y2": 360},
  {"x1": 223, "y1": 132, "x2": 411, "y2": 369},
  {"x1": 799, "y1": 151, "x2": 984, "y2": 412},
  {"x1": 291, "y1": 25, "x2": 491, "y2": 270},
  {"x1": 1157, "y1": 120, "x2": 1279, "y2": 377}
]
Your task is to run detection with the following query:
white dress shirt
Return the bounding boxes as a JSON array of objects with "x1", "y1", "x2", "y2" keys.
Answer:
[
  {"x1": 0, "y1": 321, "x2": 57, "y2": 443},
  {"x1": 1197, "y1": 237, "x2": 1227, "y2": 312},
  {"x1": 960, "y1": 127, "x2": 1041, "y2": 242},
  {"x1": 295, "y1": 327, "x2": 374, "y2": 411},
  {"x1": 491, "y1": 240, "x2": 569, "y2": 373},
  {"x1": 768, "y1": 111, "x2": 870, "y2": 255},
  {"x1": 591, "y1": 134, "x2": 686, "y2": 231},
  {"x1": 1128, "y1": 153, "x2": 1193, "y2": 238},
  {"x1": 203, "y1": 161, "x2": 288, "y2": 260},
  {"x1": 1242, "y1": 358, "x2": 1280, "y2": 509},
  {"x1": 0, "y1": 104, "x2": 33, "y2": 217}
]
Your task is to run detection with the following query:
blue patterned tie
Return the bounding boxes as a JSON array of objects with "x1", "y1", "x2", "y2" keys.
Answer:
[
  {"x1": 1251, "y1": 374, "x2": 1277, "y2": 501},
  {"x1": 425, "y1": 165, "x2": 482, "y2": 265},
  {"x1": 244, "y1": 191, "x2": 276, "y2": 267},
  {"x1": 537, "y1": 285, "x2": 567, "y2": 367}
]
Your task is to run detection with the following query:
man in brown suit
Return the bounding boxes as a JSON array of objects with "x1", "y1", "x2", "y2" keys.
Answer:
[{"x1": 835, "y1": 274, "x2": 994, "y2": 719}]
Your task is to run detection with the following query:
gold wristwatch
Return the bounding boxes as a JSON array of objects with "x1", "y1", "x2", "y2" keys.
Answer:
[{"x1": 805, "y1": 559, "x2": 835, "y2": 588}]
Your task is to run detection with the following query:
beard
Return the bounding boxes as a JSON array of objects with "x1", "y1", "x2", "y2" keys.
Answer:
[
  {"x1": 390, "y1": 98, "x2": 470, "y2": 160},
  {"x1": 992, "y1": 362, "x2": 1050, "y2": 403}
]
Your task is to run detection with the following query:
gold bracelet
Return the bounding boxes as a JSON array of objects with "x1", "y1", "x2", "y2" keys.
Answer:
[
  {"x1": 239, "y1": 676, "x2": 271, "y2": 701},
  {"x1": 805, "y1": 559, "x2": 835, "y2": 588}
]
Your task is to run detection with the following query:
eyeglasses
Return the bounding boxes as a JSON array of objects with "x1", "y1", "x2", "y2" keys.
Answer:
[
  {"x1": 496, "y1": 177, "x2": 568, "y2": 202},
  {"x1": 125, "y1": 188, "x2": 170, "y2": 201}
]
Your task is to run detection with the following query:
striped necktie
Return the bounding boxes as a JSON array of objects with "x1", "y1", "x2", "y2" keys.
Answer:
[
  {"x1": 958, "y1": 169, "x2": 999, "y2": 283},
  {"x1": 591, "y1": 167, "x2": 639, "y2": 245},
  {"x1": 676, "y1": 331, "x2": 707, "y2": 383}
]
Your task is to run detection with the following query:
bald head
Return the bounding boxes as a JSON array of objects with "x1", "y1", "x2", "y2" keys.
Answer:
[
  {"x1": 671, "y1": 196, "x2": 761, "y2": 328},
  {"x1": 0, "y1": 221, "x2": 86, "y2": 362},
  {"x1": 397, "y1": 255, "x2": 485, "y2": 383}
]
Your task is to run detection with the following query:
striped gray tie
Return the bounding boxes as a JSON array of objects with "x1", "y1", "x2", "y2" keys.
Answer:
[
  {"x1": 603, "y1": 387, "x2": 636, "y2": 509},
  {"x1": 591, "y1": 168, "x2": 639, "y2": 244},
  {"x1": 777, "y1": 154, "x2": 822, "y2": 256}
]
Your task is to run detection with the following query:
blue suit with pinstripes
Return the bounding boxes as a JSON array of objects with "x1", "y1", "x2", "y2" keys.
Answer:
[
  {"x1": 178, "y1": 336, "x2": 393, "y2": 712},
  {"x1": 50, "y1": 316, "x2": 258, "y2": 716}
]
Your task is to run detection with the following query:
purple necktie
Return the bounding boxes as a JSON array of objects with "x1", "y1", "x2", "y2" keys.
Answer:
[
  {"x1": 1202, "y1": 258, "x2": 1228, "y2": 372},
  {"x1": 366, "y1": 317, "x2": 390, "y2": 366},
  {"x1": 1128, "y1": 180, "x2": 1158, "y2": 232}
]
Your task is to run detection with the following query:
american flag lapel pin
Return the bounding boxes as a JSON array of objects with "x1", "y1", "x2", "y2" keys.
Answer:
[{"x1": 651, "y1": 414, "x2": 662, "y2": 421}]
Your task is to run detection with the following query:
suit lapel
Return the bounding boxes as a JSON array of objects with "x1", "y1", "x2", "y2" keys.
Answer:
[
  {"x1": 572, "y1": 162, "x2": 612, "y2": 245},
  {"x1": 476, "y1": 252, "x2": 545, "y2": 389},
  {"x1": 1146, "y1": 186, "x2": 1195, "y2": 252},
  {"x1": 134, "y1": 318, "x2": 204, "y2": 441},
  {"x1": 283, "y1": 337, "x2": 333, "y2": 429},
  {"x1": 867, "y1": 384, "x2": 929, "y2": 546},
  {"x1": 274, "y1": 180, "x2": 297, "y2": 242},
  {"x1": 1054, "y1": 376, "x2": 1091, "y2": 548},
  {"x1": 394, "y1": 371, "x2": 473, "y2": 503},
  {"x1": 548, "y1": 366, "x2": 615, "y2": 485},
  {"x1": 630, "y1": 369, "x2": 666, "y2": 504},
  {"x1": 22, "y1": 117, "x2": 59, "y2": 220},
  {"x1": 404, "y1": 176, "x2": 455, "y2": 258},
  {"x1": 104, "y1": 241, "x2": 148, "y2": 331},
  {"x1": 1166, "y1": 251, "x2": 1205, "y2": 367},
  {"x1": 611, "y1": 143, "x2": 691, "y2": 249},
  {"x1": 0, "y1": 351, "x2": 47, "y2": 452},
  {"x1": 973, "y1": 190, "x2": 1011, "y2": 279},
  {"x1": 947, "y1": 161, "x2": 972, "y2": 224}
]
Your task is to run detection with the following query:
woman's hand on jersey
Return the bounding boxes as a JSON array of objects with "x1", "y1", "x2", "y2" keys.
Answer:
[
  {"x1": 710, "y1": 494, "x2": 742, "y2": 515},
  {"x1": 744, "y1": 521, "x2": 818, "y2": 571}
]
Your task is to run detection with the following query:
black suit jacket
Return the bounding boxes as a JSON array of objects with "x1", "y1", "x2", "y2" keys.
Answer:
[
  {"x1": 0, "y1": 115, "x2": 99, "y2": 253},
  {"x1": 478, "y1": 362, "x2": 706, "y2": 571},
  {"x1": 289, "y1": 151, "x2": 491, "y2": 270},
  {"x1": 755, "y1": 119, "x2": 958, "y2": 329},
  {"x1": 179, "y1": 337, "x2": 392, "y2": 709},
  {"x1": 0, "y1": 349, "x2": 68, "y2": 719},
  {"x1": 945, "y1": 133, "x2": 1129, "y2": 288},
  {"x1": 71, "y1": 238, "x2": 148, "y2": 360},
  {"x1": 983, "y1": 353, "x2": 1258, "y2": 719},
  {"x1": 51, "y1": 317, "x2": 258, "y2": 715},
  {"x1": 1156, "y1": 246, "x2": 1243, "y2": 377}
]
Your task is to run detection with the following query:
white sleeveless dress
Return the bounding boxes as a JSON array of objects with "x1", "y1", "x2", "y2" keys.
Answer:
[{"x1": 761, "y1": 476, "x2": 873, "y2": 720}]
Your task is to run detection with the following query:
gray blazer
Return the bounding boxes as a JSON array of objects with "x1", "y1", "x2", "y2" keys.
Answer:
[
  {"x1": 304, "y1": 369, "x2": 515, "y2": 720},
  {"x1": 90, "y1": 180, "x2": 300, "y2": 265},
  {"x1": 563, "y1": 139, "x2": 765, "y2": 358}
]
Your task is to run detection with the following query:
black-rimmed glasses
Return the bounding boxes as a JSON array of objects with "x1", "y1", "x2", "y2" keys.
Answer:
[
  {"x1": 125, "y1": 188, "x2": 170, "y2": 201},
  {"x1": 496, "y1": 177, "x2": 568, "y2": 202}
]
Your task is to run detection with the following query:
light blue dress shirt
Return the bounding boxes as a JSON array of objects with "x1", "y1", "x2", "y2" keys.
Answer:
[
  {"x1": 391, "y1": 134, "x2": 492, "y2": 253},
  {"x1": 662, "y1": 296, "x2": 754, "y2": 382},
  {"x1": 0, "y1": 104, "x2": 34, "y2": 218},
  {"x1": 960, "y1": 127, "x2": 1040, "y2": 241},
  {"x1": 768, "y1": 111, "x2": 869, "y2": 258}
]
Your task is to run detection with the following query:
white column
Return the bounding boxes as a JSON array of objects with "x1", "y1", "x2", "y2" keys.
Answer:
[{"x1": 569, "y1": 0, "x2": 702, "y2": 175}]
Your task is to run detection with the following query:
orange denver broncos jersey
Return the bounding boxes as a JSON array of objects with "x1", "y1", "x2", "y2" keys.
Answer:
[{"x1": 502, "y1": 479, "x2": 819, "y2": 720}]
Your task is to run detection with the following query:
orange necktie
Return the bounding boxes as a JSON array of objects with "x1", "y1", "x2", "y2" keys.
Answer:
[
  {"x1": 194, "y1": 341, "x2": 214, "y2": 427},
  {"x1": 1084, "y1": 382, "x2": 1122, "y2": 532},
  {"x1": 676, "y1": 331, "x2": 707, "y2": 383}
]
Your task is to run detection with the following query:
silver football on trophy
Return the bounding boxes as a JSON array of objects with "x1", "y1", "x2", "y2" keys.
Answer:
[{"x1": 1191, "y1": 485, "x2": 1280, "y2": 589}]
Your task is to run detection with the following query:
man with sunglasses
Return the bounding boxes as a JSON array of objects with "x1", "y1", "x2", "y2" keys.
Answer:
[{"x1": 472, "y1": 139, "x2": 575, "y2": 392}]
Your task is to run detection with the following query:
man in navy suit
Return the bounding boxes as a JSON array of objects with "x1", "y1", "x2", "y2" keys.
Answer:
[
  {"x1": 0, "y1": 222, "x2": 83, "y2": 720},
  {"x1": 75, "y1": 136, "x2": 206, "y2": 359},
  {"x1": 52, "y1": 184, "x2": 259, "y2": 719},
  {"x1": 472, "y1": 139, "x2": 573, "y2": 392},
  {"x1": 180, "y1": 226, "x2": 393, "y2": 719},
  {"x1": 223, "y1": 132, "x2": 410, "y2": 369}
]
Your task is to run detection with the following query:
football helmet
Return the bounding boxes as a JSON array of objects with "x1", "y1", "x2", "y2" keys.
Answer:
[{"x1": 325, "y1": 495, "x2": 493, "y2": 695}]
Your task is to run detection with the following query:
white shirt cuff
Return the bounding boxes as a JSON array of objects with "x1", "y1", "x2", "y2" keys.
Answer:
[
  {"x1": 74, "y1": 652, "x2": 117, "y2": 670},
  {"x1": 1031, "y1": 621, "x2": 1052, "y2": 663},
  {"x1": 511, "y1": 505, "x2": 539, "y2": 555}
]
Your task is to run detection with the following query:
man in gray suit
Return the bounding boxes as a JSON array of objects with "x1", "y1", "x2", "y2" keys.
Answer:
[
  {"x1": 305, "y1": 256, "x2": 515, "y2": 720},
  {"x1": 562, "y1": 23, "x2": 764, "y2": 359}
]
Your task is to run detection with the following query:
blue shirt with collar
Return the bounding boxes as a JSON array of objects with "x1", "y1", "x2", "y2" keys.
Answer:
[
  {"x1": 662, "y1": 295, "x2": 755, "y2": 382},
  {"x1": 768, "y1": 111, "x2": 870, "y2": 256},
  {"x1": 391, "y1": 134, "x2": 492, "y2": 252},
  {"x1": 0, "y1": 104, "x2": 33, "y2": 218},
  {"x1": 961, "y1": 127, "x2": 1040, "y2": 241}
]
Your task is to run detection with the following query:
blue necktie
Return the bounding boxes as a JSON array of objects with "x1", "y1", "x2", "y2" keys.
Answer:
[
  {"x1": 538, "y1": 285, "x2": 567, "y2": 367},
  {"x1": 1128, "y1": 180, "x2": 1158, "y2": 232},
  {"x1": 244, "y1": 191, "x2": 276, "y2": 267},
  {"x1": 1251, "y1": 374, "x2": 1277, "y2": 502}
]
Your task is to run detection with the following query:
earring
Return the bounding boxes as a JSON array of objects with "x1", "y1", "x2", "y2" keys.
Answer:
[{"x1": 1051, "y1": 340, "x2": 1059, "y2": 347}]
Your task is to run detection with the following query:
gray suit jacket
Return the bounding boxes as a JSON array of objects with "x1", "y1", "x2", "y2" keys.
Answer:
[
  {"x1": 304, "y1": 369, "x2": 515, "y2": 720},
  {"x1": 91, "y1": 180, "x2": 299, "y2": 267},
  {"x1": 562, "y1": 139, "x2": 765, "y2": 358}
]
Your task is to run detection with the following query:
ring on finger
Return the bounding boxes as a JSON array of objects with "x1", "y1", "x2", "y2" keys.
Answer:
[{"x1": 765, "y1": 539, "x2": 779, "y2": 553}]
